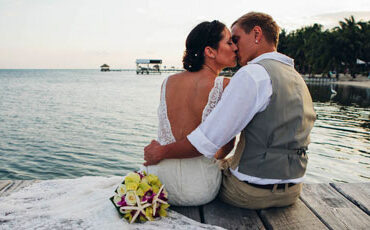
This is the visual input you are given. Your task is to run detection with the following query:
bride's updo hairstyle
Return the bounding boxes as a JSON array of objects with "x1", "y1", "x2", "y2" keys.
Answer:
[{"x1": 183, "y1": 20, "x2": 226, "y2": 72}]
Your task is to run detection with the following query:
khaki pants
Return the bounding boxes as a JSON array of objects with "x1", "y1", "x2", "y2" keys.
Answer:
[{"x1": 219, "y1": 169, "x2": 302, "y2": 209}]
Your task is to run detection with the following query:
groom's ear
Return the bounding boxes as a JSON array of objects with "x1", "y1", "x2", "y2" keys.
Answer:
[
  {"x1": 253, "y1": 26, "x2": 263, "y2": 43},
  {"x1": 204, "y1": 46, "x2": 216, "y2": 59}
]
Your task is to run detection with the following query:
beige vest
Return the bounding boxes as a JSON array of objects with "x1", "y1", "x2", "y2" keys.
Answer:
[{"x1": 231, "y1": 59, "x2": 316, "y2": 179}]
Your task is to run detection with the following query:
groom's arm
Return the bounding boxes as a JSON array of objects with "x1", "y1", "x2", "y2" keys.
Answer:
[
  {"x1": 143, "y1": 138, "x2": 200, "y2": 166},
  {"x1": 144, "y1": 64, "x2": 272, "y2": 165}
]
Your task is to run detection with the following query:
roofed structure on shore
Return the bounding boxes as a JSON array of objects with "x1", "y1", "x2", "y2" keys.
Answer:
[{"x1": 100, "y1": 64, "x2": 110, "y2": 72}]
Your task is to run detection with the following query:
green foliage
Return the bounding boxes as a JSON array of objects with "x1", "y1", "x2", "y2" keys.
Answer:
[{"x1": 277, "y1": 16, "x2": 369, "y2": 77}]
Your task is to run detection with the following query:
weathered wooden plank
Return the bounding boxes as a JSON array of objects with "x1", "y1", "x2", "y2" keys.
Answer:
[
  {"x1": 300, "y1": 183, "x2": 370, "y2": 230},
  {"x1": 203, "y1": 198, "x2": 265, "y2": 230},
  {"x1": 259, "y1": 199, "x2": 328, "y2": 230},
  {"x1": 170, "y1": 206, "x2": 201, "y2": 223},
  {"x1": 331, "y1": 183, "x2": 370, "y2": 215},
  {"x1": 0, "y1": 180, "x2": 12, "y2": 192},
  {"x1": 0, "y1": 180, "x2": 36, "y2": 197}
]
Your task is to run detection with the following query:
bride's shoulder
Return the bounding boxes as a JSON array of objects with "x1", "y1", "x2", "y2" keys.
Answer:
[{"x1": 166, "y1": 71, "x2": 190, "y2": 83}]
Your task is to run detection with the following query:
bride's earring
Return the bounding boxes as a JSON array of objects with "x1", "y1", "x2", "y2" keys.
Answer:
[{"x1": 255, "y1": 40, "x2": 258, "y2": 44}]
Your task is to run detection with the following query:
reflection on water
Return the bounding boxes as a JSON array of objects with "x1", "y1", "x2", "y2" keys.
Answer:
[
  {"x1": 305, "y1": 83, "x2": 370, "y2": 183},
  {"x1": 307, "y1": 83, "x2": 370, "y2": 108}
]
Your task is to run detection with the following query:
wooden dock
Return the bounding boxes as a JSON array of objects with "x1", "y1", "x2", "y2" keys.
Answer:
[{"x1": 1, "y1": 181, "x2": 369, "y2": 229}]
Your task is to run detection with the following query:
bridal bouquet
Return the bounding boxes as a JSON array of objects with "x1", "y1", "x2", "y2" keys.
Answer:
[{"x1": 110, "y1": 171, "x2": 170, "y2": 224}]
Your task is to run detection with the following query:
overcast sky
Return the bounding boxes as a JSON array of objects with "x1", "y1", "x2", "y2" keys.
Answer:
[{"x1": 0, "y1": 0, "x2": 369, "y2": 69}]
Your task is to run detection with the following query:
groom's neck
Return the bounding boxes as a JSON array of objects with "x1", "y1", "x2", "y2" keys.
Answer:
[{"x1": 255, "y1": 43, "x2": 276, "y2": 57}]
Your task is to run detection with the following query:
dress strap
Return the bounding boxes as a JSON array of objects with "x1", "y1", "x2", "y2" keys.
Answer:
[
  {"x1": 201, "y1": 76, "x2": 224, "y2": 122},
  {"x1": 160, "y1": 76, "x2": 170, "y2": 106},
  {"x1": 157, "y1": 76, "x2": 176, "y2": 145}
]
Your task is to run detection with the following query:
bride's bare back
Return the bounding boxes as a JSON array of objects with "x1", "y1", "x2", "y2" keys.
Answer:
[{"x1": 165, "y1": 71, "x2": 227, "y2": 141}]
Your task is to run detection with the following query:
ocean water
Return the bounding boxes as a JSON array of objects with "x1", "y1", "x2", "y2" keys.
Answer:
[{"x1": 0, "y1": 70, "x2": 369, "y2": 183}]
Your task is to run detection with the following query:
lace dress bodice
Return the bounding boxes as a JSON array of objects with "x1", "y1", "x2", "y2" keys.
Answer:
[
  {"x1": 149, "y1": 76, "x2": 225, "y2": 206},
  {"x1": 157, "y1": 76, "x2": 224, "y2": 145}
]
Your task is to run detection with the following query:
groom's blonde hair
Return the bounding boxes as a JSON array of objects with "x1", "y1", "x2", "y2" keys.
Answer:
[{"x1": 232, "y1": 12, "x2": 280, "y2": 47}]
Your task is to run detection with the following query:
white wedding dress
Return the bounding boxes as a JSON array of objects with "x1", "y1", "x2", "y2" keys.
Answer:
[{"x1": 146, "y1": 76, "x2": 224, "y2": 206}]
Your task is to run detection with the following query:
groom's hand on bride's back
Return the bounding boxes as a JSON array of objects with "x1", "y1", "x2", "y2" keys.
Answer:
[{"x1": 144, "y1": 140, "x2": 165, "y2": 166}]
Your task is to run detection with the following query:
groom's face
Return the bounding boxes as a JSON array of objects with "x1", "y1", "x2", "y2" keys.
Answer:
[{"x1": 231, "y1": 24, "x2": 257, "y2": 66}]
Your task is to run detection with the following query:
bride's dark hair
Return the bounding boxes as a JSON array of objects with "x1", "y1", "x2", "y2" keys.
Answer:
[{"x1": 182, "y1": 20, "x2": 225, "y2": 72}]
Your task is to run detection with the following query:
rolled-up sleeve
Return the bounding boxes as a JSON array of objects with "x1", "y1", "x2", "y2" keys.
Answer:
[
  {"x1": 187, "y1": 64, "x2": 272, "y2": 158},
  {"x1": 187, "y1": 128, "x2": 219, "y2": 158}
]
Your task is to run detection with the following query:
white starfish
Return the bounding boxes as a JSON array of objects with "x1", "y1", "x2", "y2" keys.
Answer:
[
  {"x1": 120, "y1": 192, "x2": 152, "y2": 224},
  {"x1": 152, "y1": 185, "x2": 168, "y2": 216}
]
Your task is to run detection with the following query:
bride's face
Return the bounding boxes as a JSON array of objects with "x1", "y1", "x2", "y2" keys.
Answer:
[{"x1": 213, "y1": 28, "x2": 238, "y2": 68}]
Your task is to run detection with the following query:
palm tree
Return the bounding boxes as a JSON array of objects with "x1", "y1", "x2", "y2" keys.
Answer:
[{"x1": 335, "y1": 16, "x2": 362, "y2": 78}]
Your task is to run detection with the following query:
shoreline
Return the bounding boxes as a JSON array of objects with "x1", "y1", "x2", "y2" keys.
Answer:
[
  {"x1": 334, "y1": 80, "x2": 370, "y2": 88},
  {"x1": 303, "y1": 74, "x2": 370, "y2": 88}
]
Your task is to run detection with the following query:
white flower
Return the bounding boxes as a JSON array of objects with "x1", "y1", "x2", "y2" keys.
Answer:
[
  {"x1": 125, "y1": 191, "x2": 137, "y2": 206},
  {"x1": 117, "y1": 184, "x2": 127, "y2": 196},
  {"x1": 113, "y1": 193, "x2": 122, "y2": 206}
]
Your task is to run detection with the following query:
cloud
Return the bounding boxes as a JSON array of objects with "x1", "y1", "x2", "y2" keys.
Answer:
[
  {"x1": 279, "y1": 11, "x2": 370, "y2": 31},
  {"x1": 312, "y1": 11, "x2": 370, "y2": 28}
]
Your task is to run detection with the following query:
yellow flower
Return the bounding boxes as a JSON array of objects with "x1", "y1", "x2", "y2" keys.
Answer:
[
  {"x1": 161, "y1": 203, "x2": 170, "y2": 210},
  {"x1": 146, "y1": 174, "x2": 159, "y2": 185},
  {"x1": 125, "y1": 172, "x2": 141, "y2": 184},
  {"x1": 138, "y1": 182, "x2": 151, "y2": 194},
  {"x1": 124, "y1": 212, "x2": 133, "y2": 222},
  {"x1": 145, "y1": 207, "x2": 154, "y2": 221},
  {"x1": 159, "y1": 203, "x2": 170, "y2": 217},
  {"x1": 126, "y1": 182, "x2": 139, "y2": 191},
  {"x1": 125, "y1": 191, "x2": 137, "y2": 206},
  {"x1": 136, "y1": 188, "x2": 144, "y2": 196},
  {"x1": 159, "y1": 207, "x2": 167, "y2": 217},
  {"x1": 152, "y1": 185, "x2": 159, "y2": 194},
  {"x1": 117, "y1": 184, "x2": 127, "y2": 196},
  {"x1": 141, "y1": 176, "x2": 149, "y2": 184},
  {"x1": 113, "y1": 193, "x2": 122, "y2": 206},
  {"x1": 139, "y1": 215, "x2": 147, "y2": 222}
]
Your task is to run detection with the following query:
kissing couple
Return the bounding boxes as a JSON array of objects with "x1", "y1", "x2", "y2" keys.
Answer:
[{"x1": 143, "y1": 12, "x2": 316, "y2": 209}]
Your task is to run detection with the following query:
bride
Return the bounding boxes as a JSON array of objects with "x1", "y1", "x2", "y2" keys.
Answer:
[{"x1": 144, "y1": 20, "x2": 238, "y2": 206}]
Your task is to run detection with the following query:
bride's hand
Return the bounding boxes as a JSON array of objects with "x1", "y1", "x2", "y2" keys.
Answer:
[{"x1": 144, "y1": 140, "x2": 164, "y2": 166}]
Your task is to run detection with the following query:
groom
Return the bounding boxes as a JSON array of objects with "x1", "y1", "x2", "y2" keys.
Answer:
[{"x1": 144, "y1": 12, "x2": 316, "y2": 209}]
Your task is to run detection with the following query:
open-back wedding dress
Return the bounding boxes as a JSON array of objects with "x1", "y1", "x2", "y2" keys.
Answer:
[{"x1": 146, "y1": 75, "x2": 225, "y2": 206}]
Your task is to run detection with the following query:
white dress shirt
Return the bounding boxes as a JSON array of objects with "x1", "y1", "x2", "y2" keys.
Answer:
[{"x1": 187, "y1": 52, "x2": 304, "y2": 184}]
